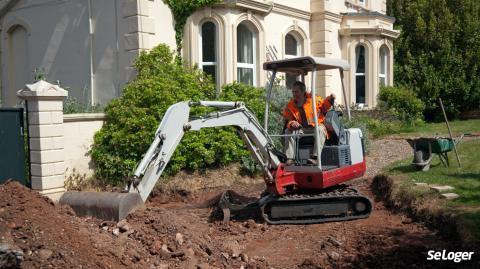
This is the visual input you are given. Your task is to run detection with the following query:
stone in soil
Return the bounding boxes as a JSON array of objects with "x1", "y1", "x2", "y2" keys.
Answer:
[
  {"x1": 441, "y1": 193, "x2": 460, "y2": 200},
  {"x1": 430, "y1": 185, "x2": 455, "y2": 193},
  {"x1": 0, "y1": 243, "x2": 24, "y2": 268}
]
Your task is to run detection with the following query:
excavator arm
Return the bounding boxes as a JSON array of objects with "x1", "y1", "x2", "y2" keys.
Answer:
[
  {"x1": 61, "y1": 100, "x2": 280, "y2": 221},
  {"x1": 129, "y1": 101, "x2": 280, "y2": 202}
]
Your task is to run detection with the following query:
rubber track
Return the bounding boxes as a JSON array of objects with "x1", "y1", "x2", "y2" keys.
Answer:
[{"x1": 260, "y1": 186, "x2": 372, "y2": 225}]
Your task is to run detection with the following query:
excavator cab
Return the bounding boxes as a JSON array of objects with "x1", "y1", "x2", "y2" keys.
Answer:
[{"x1": 263, "y1": 57, "x2": 353, "y2": 170}]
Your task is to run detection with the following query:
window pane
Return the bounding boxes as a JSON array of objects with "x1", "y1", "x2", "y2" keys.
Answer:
[
  {"x1": 237, "y1": 24, "x2": 253, "y2": 64},
  {"x1": 237, "y1": 67, "x2": 253, "y2": 85},
  {"x1": 380, "y1": 46, "x2": 386, "y2": 75},
  {"x1": 355, "y1": 45, "x2": 365, "y2": 73},
  {"x1": 356, "y1": 75, "x2": 366, "y2": 104},
  {"x1": 379, "y1": 77, "x2": 386, "y2": 86},
  {"x1": 203, "y1": 65, "x2": 216, "y2": 83},
  {"x1": 286, "y1": 74, "x2": 297, "y2": 89},
  {"x1": 202, "y1": 22, "x2": 216, "y2": 62},
  {"x1": 285, "y1": 34, "x2": 297, "y2": 56}
]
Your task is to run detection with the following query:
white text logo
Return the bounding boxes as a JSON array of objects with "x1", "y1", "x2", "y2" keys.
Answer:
[{"x1": 427, "y1": 250, "x2": 474, "y2": 263}]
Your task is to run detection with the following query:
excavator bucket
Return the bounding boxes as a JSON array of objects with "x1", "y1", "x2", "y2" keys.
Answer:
[{"x1": 59, "y1": 191, "x2": 144, "y2": 221}]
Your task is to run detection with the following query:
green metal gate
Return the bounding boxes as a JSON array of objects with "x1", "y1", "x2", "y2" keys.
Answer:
[{"x1": 0, "y1": 108, "x2": 26, "y2": 185}]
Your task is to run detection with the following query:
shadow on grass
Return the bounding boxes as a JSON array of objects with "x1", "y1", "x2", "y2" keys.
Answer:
[
  {"x1": 385, "y1": 164, "x2": 417, "y2": 174},
  {"x1": 451, "y1": 184, "x2": 480, "y2": 205},
  {"x1": 442, "y1": 172, "x2": 480, "y2": 181}
]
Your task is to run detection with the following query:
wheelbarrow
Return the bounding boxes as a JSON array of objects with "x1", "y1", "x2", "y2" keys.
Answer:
[{"x1": 406, "y1": 135, "x2": 464, "y2": 171}]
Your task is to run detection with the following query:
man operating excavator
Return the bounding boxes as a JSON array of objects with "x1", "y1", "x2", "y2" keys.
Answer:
[{"x1": 283, "y1": 81, "x2": 335, "y2": 166}]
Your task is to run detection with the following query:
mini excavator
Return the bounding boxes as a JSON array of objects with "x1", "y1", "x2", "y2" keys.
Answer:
[{"x1": 60, "y1": 56, "x2": 372, "y2": 224}]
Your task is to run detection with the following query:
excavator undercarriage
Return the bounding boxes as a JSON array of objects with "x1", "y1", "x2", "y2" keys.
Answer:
[{"x1": 219, "y1": 185, "x2": 371, "y2": 225}]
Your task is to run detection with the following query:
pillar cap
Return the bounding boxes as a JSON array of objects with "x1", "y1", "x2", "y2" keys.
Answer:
[{"x1": 17, "y1": 80, "x2": 68, "y2": 100}]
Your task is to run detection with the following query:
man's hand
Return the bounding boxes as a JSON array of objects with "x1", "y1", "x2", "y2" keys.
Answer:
[
  {"x1": 290, "y1": 121, "x2": 301, "y2": 129},
  {"x1": 328, "y1": 93, "x2": 336, "y2": 106}
]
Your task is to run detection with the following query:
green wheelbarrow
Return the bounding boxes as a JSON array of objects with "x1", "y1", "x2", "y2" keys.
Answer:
[{"x1": 406, "y1": 135, "x2": 464, "y2": 171}]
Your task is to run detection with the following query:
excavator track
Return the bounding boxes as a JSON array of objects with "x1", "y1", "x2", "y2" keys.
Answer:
[{"x1": 260, "y1": 186, "x2": 372, "y2": 225}]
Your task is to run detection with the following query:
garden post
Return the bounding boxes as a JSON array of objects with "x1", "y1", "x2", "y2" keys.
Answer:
[{"x1": 17, "y1": 80, "x2": 68, "y2": 201}]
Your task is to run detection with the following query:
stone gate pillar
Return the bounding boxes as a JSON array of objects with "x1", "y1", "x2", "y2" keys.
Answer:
[{"x1": 17, "y1": 80, "x2": 68, "y2": 201}]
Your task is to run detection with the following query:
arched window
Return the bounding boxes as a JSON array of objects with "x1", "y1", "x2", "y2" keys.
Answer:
[
  {"x1": 284, "y1": 33, "x2": 301, "y2": 89},
  {"x1": 379, "y1": 45, "x2": 388, "y2": 86},
  {"x1": 237, "y1": 22, "x2": 256, "y2": 86},
  {"x1": 285, "y1": 33, "x2": 299, "y2": 57},
  {"x1": 200, "y1": 21, "x2": 217, "y2": 85},
  {"x1": 5, "y1": 25, "x2": 29, "y2": 106},
  {"x1": 355, "y1": 45, "x2": 366, "y2": 104}
]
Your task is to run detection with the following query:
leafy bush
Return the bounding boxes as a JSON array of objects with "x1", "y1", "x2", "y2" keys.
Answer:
[
  {"x1": 378, "y1": 86, "x2": 425, "y2": 122},
  {"x1": 91, "y1": 44, "x2": 216, "y2": 184},
  {"x1": 90, "y1": 44, "x2": 271, "y2": 184}
]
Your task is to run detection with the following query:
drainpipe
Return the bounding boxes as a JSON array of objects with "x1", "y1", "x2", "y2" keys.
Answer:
[{"x1": 87, "y1": 0, "x2": 95, "y2": 105}]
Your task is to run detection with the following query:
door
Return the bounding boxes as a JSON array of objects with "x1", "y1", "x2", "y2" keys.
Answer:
[{"x1": 0, "y1": 108, "x2": 26, "y2": 185}]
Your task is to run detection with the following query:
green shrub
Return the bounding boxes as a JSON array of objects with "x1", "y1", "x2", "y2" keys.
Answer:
[
  {"x1": 90, "y1": 44, "x2": 216, "y2": 184},
  {"x1": 218, "y1": 82, "x2": 268, "y2": 174},
  {"x1": 378, "y1": 86, "x2": 426, "y2": 122},
  {"x1": 90, "y1": 44, "x2": 271, "y2": 184}
]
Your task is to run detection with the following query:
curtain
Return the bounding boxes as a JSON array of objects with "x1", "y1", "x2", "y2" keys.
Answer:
[{"x1": 237, "y1": 24, "x2": 253, "y2": 64}]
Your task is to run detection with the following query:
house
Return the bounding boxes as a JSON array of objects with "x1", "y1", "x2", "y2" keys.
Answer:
[{"x1": 0, "y1": 0, "x2": 399, "y2": 107}]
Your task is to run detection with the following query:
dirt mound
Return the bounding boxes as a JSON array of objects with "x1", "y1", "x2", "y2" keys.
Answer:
[
  {"x1": 0, "y1": 181, "x2": 269, "y2": 269},
  {"x1": 0, "y1": 181, "x2": 142, "y2": 269},
  {"x1": 125, "y1": 206, "x2": 269, "y2": 268}
]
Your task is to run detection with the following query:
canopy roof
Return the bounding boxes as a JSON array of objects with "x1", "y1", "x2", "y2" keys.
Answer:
[{"x1": 263, "y1": 56, "x2": 350, "y2": 75}]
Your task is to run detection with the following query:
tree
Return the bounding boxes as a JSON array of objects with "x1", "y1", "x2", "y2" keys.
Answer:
[{"x1": 388, "y1": 0, "x2": 480, "y2": 119}]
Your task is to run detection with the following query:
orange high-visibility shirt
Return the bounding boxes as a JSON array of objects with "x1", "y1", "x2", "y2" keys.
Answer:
[{"x1": 282, "y1": 93, "x2": 333, "y2": 130}]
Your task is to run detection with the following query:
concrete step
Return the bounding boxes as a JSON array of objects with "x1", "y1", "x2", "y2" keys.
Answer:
[
  {"x1": 430, "y1": 185, "x2": 455, "y2": 193},
  {"x1": 441, "y1": 193, "x2": 459, "y2": 200}
]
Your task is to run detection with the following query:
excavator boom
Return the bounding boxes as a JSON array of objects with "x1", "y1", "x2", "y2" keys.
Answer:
[{"x1": 60, "y1": 101, "x2": 280, "y2": 221}]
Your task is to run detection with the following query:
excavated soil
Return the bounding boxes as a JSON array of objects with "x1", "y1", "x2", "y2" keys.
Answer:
[{"x1": 1, "y1": 139, "x2": 479, "y2": 269}]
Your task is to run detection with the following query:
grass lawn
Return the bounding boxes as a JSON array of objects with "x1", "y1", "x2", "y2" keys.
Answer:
[
  {"x1": 385, "y1": 138, "x2": 480, "y2": 242},
  {"x1": 393, "y1": 119, "x2": 480, "y2": 138}
]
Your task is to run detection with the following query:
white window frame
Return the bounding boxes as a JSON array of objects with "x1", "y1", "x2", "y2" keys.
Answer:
[
  {"x1": 199, "y1": 21, "x2": 218, "y2": 88},
  {"x1": 237, "y1": 23, "x2": 257, "y2": 86},
  {"x1": 379, "y1": 46, "x2": 388, "y2": 86}
]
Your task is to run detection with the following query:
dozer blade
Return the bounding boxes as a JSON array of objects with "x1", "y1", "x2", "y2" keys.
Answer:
[
  {"x1": 218, "y1": 190, "x2": 262, "y2": 224},
  {"x1": 59, "y1": 192, "x2": 144, "y2": 221}
]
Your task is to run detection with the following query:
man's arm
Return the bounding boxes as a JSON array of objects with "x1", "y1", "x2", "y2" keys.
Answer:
[
  {"x1": 319, "y1": 94, "x2": 335, "y2": 114},
  {"x1": 283, "y1": 106, "x2": 301, "y2": 129}
]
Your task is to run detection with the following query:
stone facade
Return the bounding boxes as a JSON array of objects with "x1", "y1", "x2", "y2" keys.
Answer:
[{"x1": 0, "y1": 0, "x2": 398, "y2": 107}]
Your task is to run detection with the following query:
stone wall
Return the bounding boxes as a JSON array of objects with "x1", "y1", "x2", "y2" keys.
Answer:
[
  {"x1": 17, "y1": 80, "x2": 105, "y2": 201},
  {"x1": 63, "y1": 114, "x2": 104, "y2": 179}
]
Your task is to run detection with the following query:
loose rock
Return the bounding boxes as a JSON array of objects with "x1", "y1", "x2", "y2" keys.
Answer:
[
  {"x1": 112, "y1": 228, "x2": 120, "y2": 236},
  {"x1": 175, "y1": 233, "x2": 184, "y2": 245},
  {"x1": 38, "y1": 249, "x2": 53, "y2": 260},
  {"x1": 0, "y1": 243, "x2": 24, "y2": 268}
]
